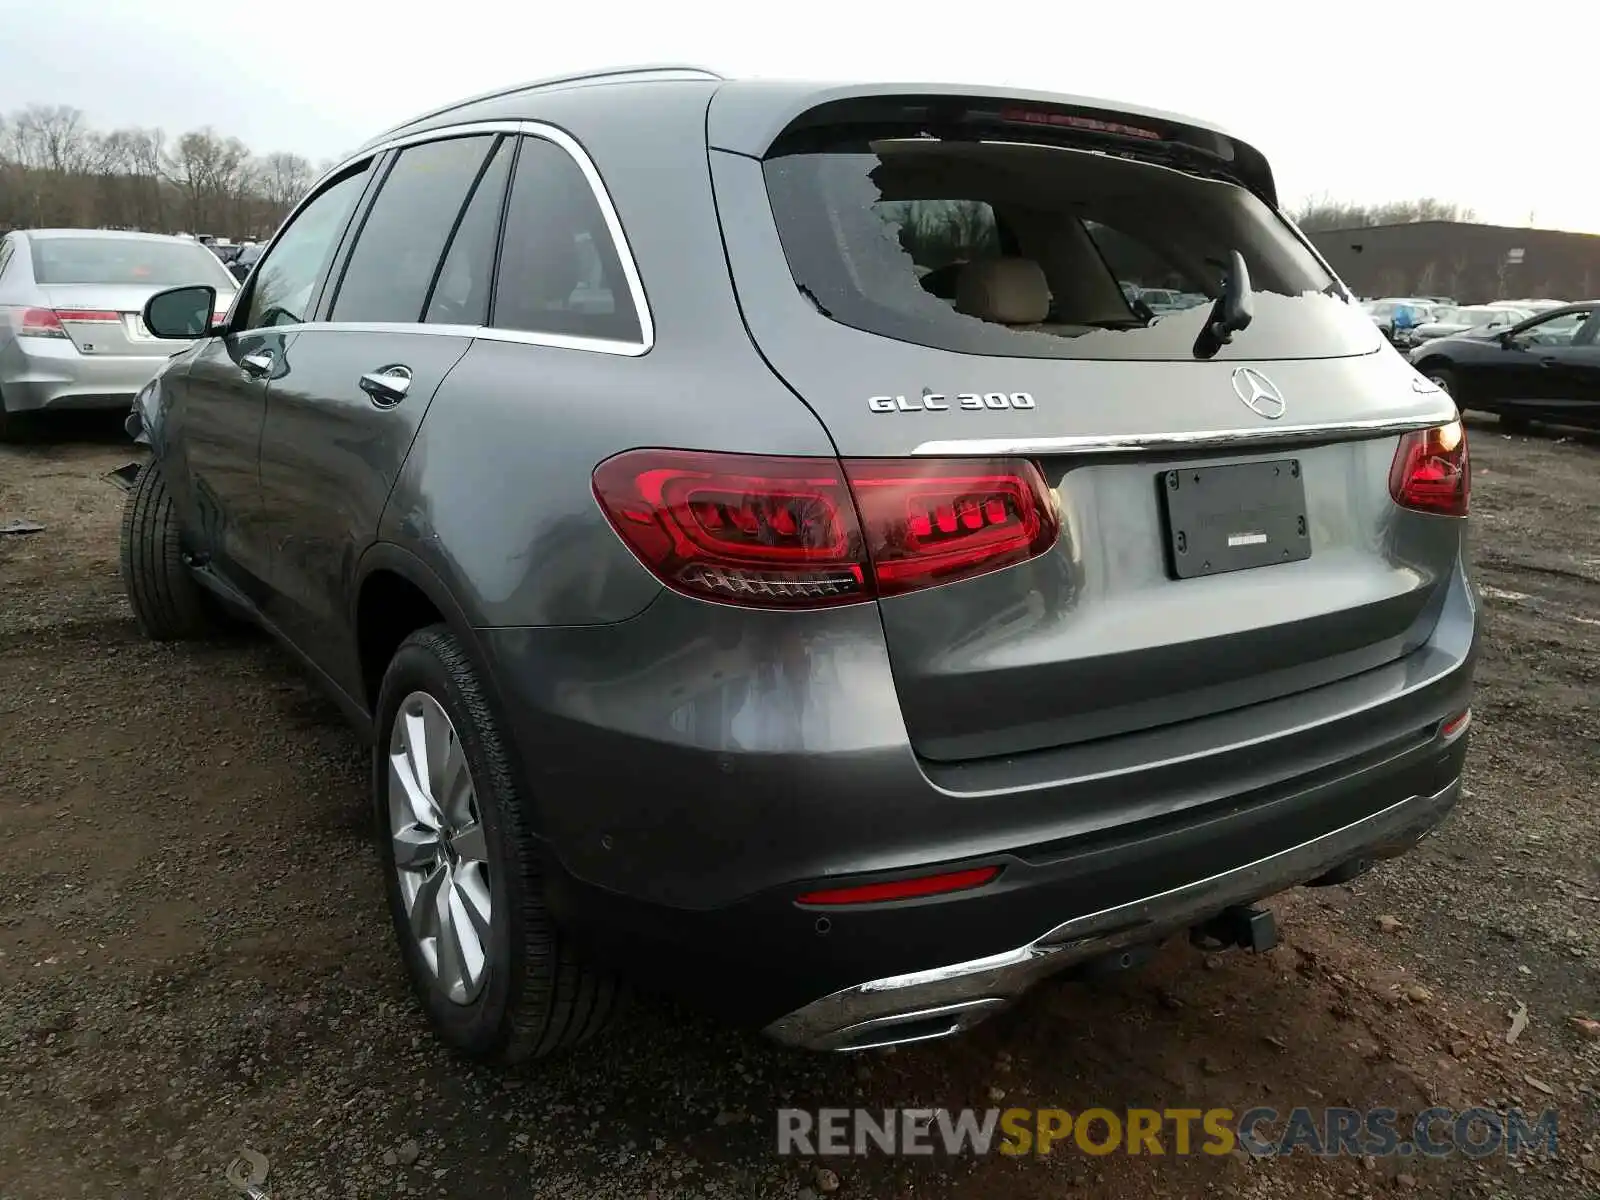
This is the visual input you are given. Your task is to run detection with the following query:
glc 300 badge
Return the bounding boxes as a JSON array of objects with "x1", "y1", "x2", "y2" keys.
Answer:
[{"x1": 869, "y1": 392, "x2": 1036, "y2": 413}]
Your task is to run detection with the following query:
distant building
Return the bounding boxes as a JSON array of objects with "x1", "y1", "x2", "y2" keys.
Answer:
[{"x1": 1307, "y1": 221, "x2": 1600, "y2": 304}]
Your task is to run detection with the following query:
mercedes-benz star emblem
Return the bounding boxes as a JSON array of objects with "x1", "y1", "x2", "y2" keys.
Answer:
[{"x1": 1231, "y1": 367, "x2": 1286, "y2": 420}]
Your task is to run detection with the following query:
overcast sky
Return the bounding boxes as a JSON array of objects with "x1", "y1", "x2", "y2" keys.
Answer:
[{"x1": 2, "y1": 0, "x2": 1591, "y2": 232}]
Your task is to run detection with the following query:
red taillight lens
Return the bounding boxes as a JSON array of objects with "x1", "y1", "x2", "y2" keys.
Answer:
[
  {"x1": 1389, "y1": 420, "x2": 1469, "y2": 517},
  {"x1": 592, "y1": 451, "x2": 867, "y2": 607},
  {"x1": 843, "y1": 458, "x2": 1059, "y2": 597},
  {"x1": 592, "y1": 450, "x2": 1060, "y2": 608},
  {"x1": 52, "y1": 308, "x2": 120, "y2": 324},
  {"x1": 5, "y1": 306, "x2": 68, "y2": 338},
  {"x1": 796, "y1": 865, "x2": 1001, "y2": 906}
]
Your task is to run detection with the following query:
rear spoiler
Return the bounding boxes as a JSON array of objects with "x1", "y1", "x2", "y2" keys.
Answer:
[{"x1": 706, "y1": 81, "x2": 1279, "y2": 208}]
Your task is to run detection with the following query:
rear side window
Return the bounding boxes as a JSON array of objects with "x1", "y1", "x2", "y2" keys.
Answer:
[
  {"x1": 424, "y1": 137, "x2": 515, "y2": 326},
  {"x1": 30, "y1": 237, "x2": 235, "y2": 287},
  {"x1": 333, "y1": 135, "x2": 497, "y2": 323},
  {"x1": 762, "y1": 140, "x2": 1366, "y2": 361},
  {"x1": 491, "y1": 135, "x2": 642, "y2": 345}
]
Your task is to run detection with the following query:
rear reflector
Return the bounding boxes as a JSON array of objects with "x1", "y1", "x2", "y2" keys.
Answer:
[
  {"x1": 1390, "y1": 420, "x2": 1469, "y2": 517},
  {"x1": 796, "y1": 865, "x2": 1001, "y2": 906},
  {"x1": 1440, "y1": 709, "x2": 1471, "y2": 739},
  {"x1": 592, "y1": 450, "x2": 1059, "y2": 608}
]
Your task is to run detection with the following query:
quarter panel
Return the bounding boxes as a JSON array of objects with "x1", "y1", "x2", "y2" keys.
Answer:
[{"x1": 380, "y1": 332, "x2": 837, "y2": 628}]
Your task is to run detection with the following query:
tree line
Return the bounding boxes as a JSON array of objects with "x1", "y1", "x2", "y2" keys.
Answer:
[
  {"x1": 1290, "y1": 196, "x2": 1479, "y2": 233},
  {"x1": 0, "y1": 104, "x2": 334, "y2": 240}
]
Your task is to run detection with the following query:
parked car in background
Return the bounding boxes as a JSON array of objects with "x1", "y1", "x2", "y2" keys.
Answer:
[
  {"x1": 119, "y1": 66, "x2": 1475, "y2": 1065},
  {"x1": 0, "y1": 229, "x2": 239, "y2": 438},
  {"x1": 1499, "y1": 298, "x2": 1568, "y2": 315},
  {"x1": 1409, "y1": 301, "x2": 1600, "y2": 430},
  {"x1": 228, "y1": 242, "x2": 265, "y2": 282},
  {"x1": 1363, "y1": 297, "x2": 1436, "y2": 342},
  {"x1": 1402, "y1": 304, "x2": 1531, "y2": 349}
]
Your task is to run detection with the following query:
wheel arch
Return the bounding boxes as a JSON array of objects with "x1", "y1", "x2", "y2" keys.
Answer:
[{"x1": 352, "y1": 542, "x2": 504, "y2": 726}]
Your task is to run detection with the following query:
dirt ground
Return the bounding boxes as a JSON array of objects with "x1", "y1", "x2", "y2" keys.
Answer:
[{"x1": 1, "y1": 415, "x2": 1596, "y2": 1200}]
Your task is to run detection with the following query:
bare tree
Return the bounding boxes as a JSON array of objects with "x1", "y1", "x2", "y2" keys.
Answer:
[
  {"x1": 164, "y1": 128, "x2": 251, "y2": 232},
  {"x1": 0, "y1": 105, "x2": 311, "y2": 237},
  {"x1": 1292, "y1": 195, "x2": 1479, "y2": 233},
  {"x1": 260, "y1": 151, "x2": 314, "y2": 213}
]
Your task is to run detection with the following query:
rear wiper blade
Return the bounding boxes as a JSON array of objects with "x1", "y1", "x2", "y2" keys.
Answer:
[{"x1": 1192, "y1": 249, "x2": 1255, "y2": 360}]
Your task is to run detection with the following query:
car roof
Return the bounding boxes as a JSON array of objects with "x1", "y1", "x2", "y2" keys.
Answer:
[
  {"x1": 14, "y1": 228, "x2": 203, "y2": 244},
  {"x1": 355, "y1": 65, "x2": 1278, "y2": 205},
  {"x1": 1523, "y1": 301, "x2": 1597, "y2": 318}
]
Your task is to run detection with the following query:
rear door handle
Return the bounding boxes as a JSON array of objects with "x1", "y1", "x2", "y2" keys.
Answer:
[
  {"x1": 359, "y1": 364, "x2": 412, "y2": 405},
  {"x1": 240, "y1": 350, "x2": 274, "y2": 377}
]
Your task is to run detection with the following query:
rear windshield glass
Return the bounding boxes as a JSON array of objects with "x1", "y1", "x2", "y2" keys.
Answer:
[
  {"x1": 763, "y1": 140, "x2": 1374, "y2": 361},
  {"x1": 30, "y1": 237, "x2": 237, "y2": 287}
]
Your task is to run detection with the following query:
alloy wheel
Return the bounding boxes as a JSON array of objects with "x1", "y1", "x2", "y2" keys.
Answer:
[{"x1": 387, "y1": 691, "x2": 493, "y2": 1004}]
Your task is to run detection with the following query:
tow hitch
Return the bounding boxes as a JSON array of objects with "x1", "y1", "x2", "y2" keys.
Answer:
[{"x1": 1190, "y1": 903, "x2": 1278, "y2": 954}]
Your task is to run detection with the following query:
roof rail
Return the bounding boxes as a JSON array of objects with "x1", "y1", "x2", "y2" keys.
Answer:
[{"x1": 369, "y1": 65, "x2": 725, "y2": 143}]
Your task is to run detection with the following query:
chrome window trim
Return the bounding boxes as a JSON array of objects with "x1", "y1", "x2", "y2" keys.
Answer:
[
  {"x1": 910, "y1": 409, "x2": 1459, "y2": 457},
  {"x1": 254, "y1": 119, "x2": 653, "y2": 357},
  {"x1": 224, "y1": 319, "x2": 646, "y2": 358}
]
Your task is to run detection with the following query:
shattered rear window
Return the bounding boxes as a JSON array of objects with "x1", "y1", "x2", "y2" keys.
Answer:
[{"x1": 763, "y1": 140, "x2": 1375, "y2": 361}]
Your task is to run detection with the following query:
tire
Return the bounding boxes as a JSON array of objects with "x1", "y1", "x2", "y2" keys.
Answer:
[
  {"x1": 1422, "y1": 365, "x2": 1456, "y2": 398},
  {"x1": 374, "y1": 625, "x2": 622, "y2": 1064},
  {"x1": 119, "y1": 459, "x2": 226, "y2": 640}
]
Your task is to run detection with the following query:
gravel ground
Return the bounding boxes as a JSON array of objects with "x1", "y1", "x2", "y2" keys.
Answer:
[{"x1": 0, "y1": 415, "x2": 1596, "y2": 1200}]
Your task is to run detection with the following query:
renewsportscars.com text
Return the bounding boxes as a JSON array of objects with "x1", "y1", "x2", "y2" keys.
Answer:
[{"x1": 777, "y1": 1106, "x2": 1559, "y2": 1159}]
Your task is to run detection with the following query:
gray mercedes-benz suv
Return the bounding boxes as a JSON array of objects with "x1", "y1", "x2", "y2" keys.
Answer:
[{"x1": 121, "y1": 66, "x2": 1477, "y2": 1064}]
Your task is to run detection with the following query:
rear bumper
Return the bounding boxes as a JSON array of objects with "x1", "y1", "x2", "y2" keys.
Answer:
[
  {"x1": 766, "y1": 776, "x2": 1459, "y2": 1051},
  {"x1": 0, "y1": 339, "x2": 172, "y2": 412},
  {"x1": 481, "y1": 560, "x2": 1477, "y2": 1038}
]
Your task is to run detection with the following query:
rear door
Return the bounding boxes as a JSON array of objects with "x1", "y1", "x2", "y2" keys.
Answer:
[
  {"x1": 1506, "y1": 308, "x2": 1600, "y2": 421},
  {"x1": 254, "y1": 132, "x2": 512, "y2": 695},
  {"x1": 711, "y1": 97, "x2": 1463, "y2": 761}
]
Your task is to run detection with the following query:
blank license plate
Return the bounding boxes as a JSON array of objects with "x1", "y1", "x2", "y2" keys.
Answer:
[{"x1": 1158, "y1": 459, "x2": 1311, "y2": 579}]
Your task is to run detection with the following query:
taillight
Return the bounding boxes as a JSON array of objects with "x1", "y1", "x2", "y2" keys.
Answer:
[
  {"x1": 842, "y1": 458, "x2": 1059, "y2": 597},
  {"x1": 1389, "y1": 420, "x2": 1469, "y2": 517},
  {"x1": 4, "y1": 307, "x2": 122, "y2": 339},
  {"x1": 53, "y1": 308, "x2": 120, "y2": 324},
  {"x1": 5, "y1": 306, "x2": 68, "y2": 338},
  {"x1": 591, "y1": 450, "x2": 1060, "y2": 608}
]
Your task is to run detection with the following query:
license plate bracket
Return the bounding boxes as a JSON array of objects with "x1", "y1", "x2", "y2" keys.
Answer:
[{"x1": 1158, "y1": 459, "x2": 1311, "y2": 579}]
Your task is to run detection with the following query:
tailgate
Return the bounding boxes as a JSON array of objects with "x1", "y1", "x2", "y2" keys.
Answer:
[{"x1": 708, "y1": 117, "x2": 1463, "y2": 761}]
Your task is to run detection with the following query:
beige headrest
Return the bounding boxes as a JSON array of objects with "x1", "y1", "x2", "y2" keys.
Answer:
[{"x1": 954, "y1": 258, "x2": 1051, "y2": 325}]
